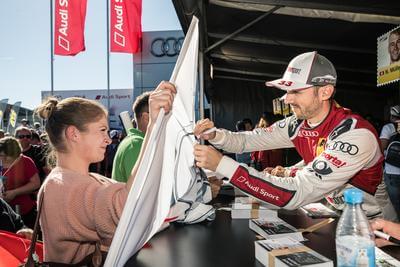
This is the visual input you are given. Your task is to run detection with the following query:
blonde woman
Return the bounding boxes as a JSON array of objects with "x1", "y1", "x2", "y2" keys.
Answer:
[{"x1": 36, "y1": 82, "x2": 175, "y2": 264}]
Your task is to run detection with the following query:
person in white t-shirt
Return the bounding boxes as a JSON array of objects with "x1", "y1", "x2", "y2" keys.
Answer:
[{"x1": 379, "y1": 105, "x2": 400, "y2": 218}]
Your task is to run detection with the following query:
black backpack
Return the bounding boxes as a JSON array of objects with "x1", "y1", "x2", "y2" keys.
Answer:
[{"x1": 385, "y1": 133, "x2": 400, "y2": 168}]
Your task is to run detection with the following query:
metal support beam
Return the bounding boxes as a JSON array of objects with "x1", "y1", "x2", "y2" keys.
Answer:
[
  {"x1": 211, "y1": 53, "x2": 375, "y2": 74},
  {"x1": 208, "y1": 32, "x2": 375, "y2": 55},
  {"x1": 213, "y1": 67, "x2": 375, "y2": 88},
  {"x1": 211, "y1": 53, "x2": 287, "y2": 65},
  {"x1": 214, "y1": 75, "x2": 266, "y2": 83},
  {"x1": 214, "y1": 66, "x2": 280, "y2": 78},
  {"x1": 204, "y1": 6, "x2": 281, "y2": 54},
  {"x1": 210, "y1": 0, "x2": 400, "y2": 17}
]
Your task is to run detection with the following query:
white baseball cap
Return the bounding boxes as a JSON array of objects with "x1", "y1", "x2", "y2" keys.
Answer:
[{"x1": 266, "y1": 51, "x2": 337, "y2": 91}]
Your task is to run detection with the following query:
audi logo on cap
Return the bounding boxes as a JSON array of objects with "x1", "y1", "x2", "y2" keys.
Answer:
[{"x1": 150, "y1": 37, "x2": 184, "y2": 57}]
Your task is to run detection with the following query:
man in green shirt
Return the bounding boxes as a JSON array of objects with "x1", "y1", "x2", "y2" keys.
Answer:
[{"x1": 112, "y1": 92, "x2": 150, "y2": 182}]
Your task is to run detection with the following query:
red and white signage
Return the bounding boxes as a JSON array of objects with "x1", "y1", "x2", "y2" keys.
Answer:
[
  {"x1": 110, "y1": 0, "x2": 142, "y2": 54},
  {"x1": 54, "y1": 0, "x2": 87, "y2": 56}
]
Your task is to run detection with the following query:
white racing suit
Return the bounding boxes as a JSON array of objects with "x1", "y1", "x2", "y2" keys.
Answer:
[{"x1": 211, "y1": 102, "x2": 387, "y2": 218}]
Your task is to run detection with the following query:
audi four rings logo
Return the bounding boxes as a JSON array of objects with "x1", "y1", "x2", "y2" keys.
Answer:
[
  {"x1": 299, "y1": 130, "x2": 319, "y2": 137},
  {"x1": 327, "y1": 141, "x2": 359, "y2": 155},
  {"x1": 150, "y1": 37, "x2": 184, "y2": 57}
]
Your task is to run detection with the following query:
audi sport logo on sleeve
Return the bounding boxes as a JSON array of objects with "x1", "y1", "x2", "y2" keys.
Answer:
[
  {"x1": 150, "y1": 37, "x2": 184, "y2": 57},
  {"x1": 327, "y1": 141, "x2": 359, "y2": 155}
]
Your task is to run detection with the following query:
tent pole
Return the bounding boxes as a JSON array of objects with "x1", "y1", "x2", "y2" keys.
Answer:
[{"x1": 199, "y1": 51, "x2": 205, "y2": 120}]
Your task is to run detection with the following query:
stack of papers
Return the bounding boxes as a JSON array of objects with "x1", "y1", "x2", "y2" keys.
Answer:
[{"x1": 232, "y1": 197, "x2": 278, "y2": 219}]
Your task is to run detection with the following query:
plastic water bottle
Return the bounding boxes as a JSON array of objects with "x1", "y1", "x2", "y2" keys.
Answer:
[{"x1": 335, "y1": 188, "x2": 375, "y2": 267}]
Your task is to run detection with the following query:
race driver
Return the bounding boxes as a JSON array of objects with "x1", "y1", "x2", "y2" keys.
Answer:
[{"x1": 193, "y1": 51, "x2": 393, "y2": 219}]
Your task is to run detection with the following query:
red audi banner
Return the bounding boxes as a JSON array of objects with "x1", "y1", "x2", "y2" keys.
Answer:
[
  {"x1": 110, "y1": 0, "x2": 142, "y2": 54},
  {"x1": 54, "y1": 0, "x2": 88, "y2": 56}
]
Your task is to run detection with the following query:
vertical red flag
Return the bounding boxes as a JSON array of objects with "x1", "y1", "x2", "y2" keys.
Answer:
[
  {"x1": 54, "y1": 0, "x2": 88, "y2": 56},
  {"x1": 110, "y1": 0, "x2": 142, "y2": 53}
]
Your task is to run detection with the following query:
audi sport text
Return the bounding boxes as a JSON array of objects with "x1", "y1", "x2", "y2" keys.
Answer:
[
  {"x1": 241, "y1": 180, "x2": 280, "y2": 201},
  {"x1": 114, "y1": 1, "x2": 123, "y2": 32},
  {"x1": 58, "y1": 0, "x2": 69, "y2": 37},
  {"x1": 112, "y1": 0, "x2": 126, "y2": 47}
]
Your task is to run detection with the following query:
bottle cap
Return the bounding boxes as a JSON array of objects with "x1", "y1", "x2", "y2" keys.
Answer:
[{"x1": 344, "y1": 188, "x2": 363, "y2": 204}]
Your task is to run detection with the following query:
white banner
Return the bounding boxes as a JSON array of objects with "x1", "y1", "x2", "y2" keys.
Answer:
[{"x1": 105, "y1": 16, "x2": 199, "y2": 266}]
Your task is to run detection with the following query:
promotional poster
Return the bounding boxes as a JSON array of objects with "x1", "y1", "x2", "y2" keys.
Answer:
[{"x1": 377, "y1": 25, "x2": 400, "y2": 86}]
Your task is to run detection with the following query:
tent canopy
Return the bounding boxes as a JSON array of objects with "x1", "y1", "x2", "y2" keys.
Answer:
[{"x1": 172, "y1": 0, "x2": 400, "y2": 130}]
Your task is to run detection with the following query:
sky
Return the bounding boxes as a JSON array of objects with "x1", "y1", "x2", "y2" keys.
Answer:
[{"x1": 0, "y1": 0, "x2": 181, "y2": 109}]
